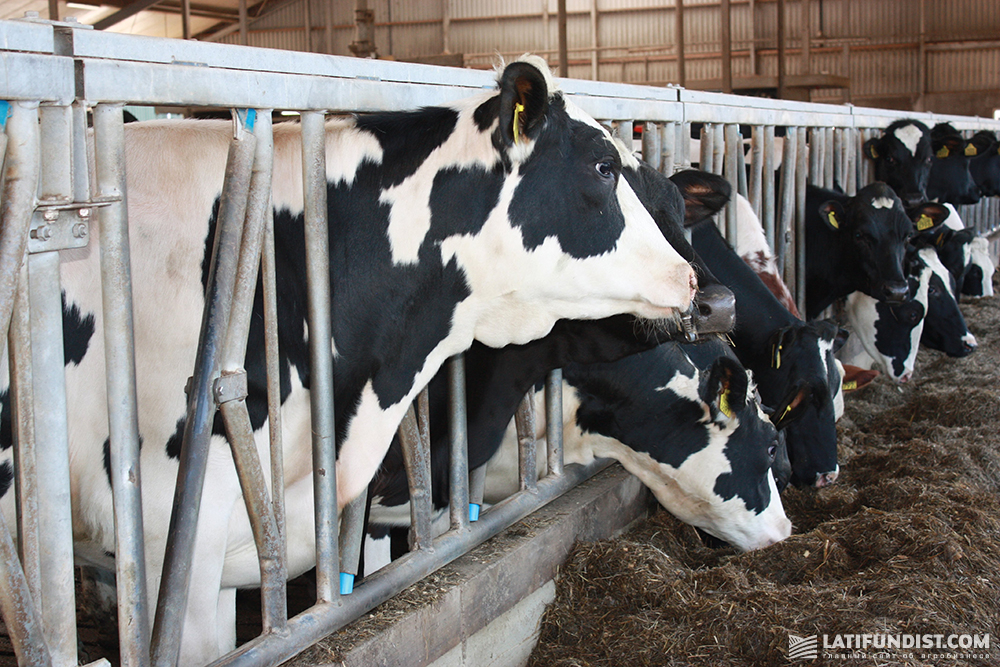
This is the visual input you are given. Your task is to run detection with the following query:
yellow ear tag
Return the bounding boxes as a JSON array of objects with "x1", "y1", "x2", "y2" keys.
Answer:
[
  {"x1": 917, "y1": 214, "x2": 935, "y2": 231},
  {"x1": 936, "y1": 232, "x2": 946, "y2": 247},
  {"x1": 512, "y1": 102, "x2": 525, "y2": 145},
  {"x1": 779, "y1": 403, "x2": 793, "y2": 421},
  {"x1": 827, "y1": 210, "x2": 839, "y2": 230},
  {"x1": 772, "y1": 343, "x2": 782, "y2": 369},
  {"x1": 869, "y1": 146, "x2": 879, "y2": 159},
  {"x1": 965, "y1": 144, "x2": 978, "y2": 157},
  {"x1": 936, "y1": 146, "x2": 950, "y2": 158},
  {"x1": 719, "y1": 388, "x2": 734, "y2": 419},
  {"x1": 843, "y1": 379, "x2": 858, "y2": 391}
]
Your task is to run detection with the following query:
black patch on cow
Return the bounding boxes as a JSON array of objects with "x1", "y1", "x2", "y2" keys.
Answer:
[
  {"x1": 0, "y1": 390, "x2": 10, "y2": 452},
  {"x1": 473, "y1": 96, "x2": 499, "y2": 133},
  {"x1": 165, "y1": 417, "x2": 186, "y2": 460},
  {"x1": 354, "y1": 107, "x2": 460, "y2": 188},
  {"x1": 507, "y1": 99, "x2": 626, "y2": 259},
  {"x1": 62, "y1": 292, "x2": 96, "y2": 366},
  {"x1": 428, "y1": 165, "x2": 505, "y2": 237},
  {"x1": 0, "y1": 460, "x2": 11, "y2": 500}
]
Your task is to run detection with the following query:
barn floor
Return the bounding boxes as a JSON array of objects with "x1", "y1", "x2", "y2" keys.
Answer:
[{"x1": 528, "y1": 280, "x2": 1000, "y2": 666}]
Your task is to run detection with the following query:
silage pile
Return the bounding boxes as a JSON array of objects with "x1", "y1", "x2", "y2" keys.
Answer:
[{"x1": 529, "y1": 287, "x2": 1000, "y2": 667}]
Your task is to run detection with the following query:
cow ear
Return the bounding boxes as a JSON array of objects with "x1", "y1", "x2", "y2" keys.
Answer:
[
  {"x1": 833, "y1": 327, "x2": 850, "y2": 353},
  {"x1": 769, "y1": 384, "x2": 812, "y2": 430},
  {"x1": 840, "y1": 364, "x2": 879, "y2": 392},
  {"x1": 819, "y1": 200, "x2": 845, "y2": 231},
  {"x1": 934, "y1": 136, "x2": 966, "y2": 159},
  {"x1": 969, "y1": 131, "x2": 999, "y2": 157},
  {"x1": 768, "y1": 325, "x2": 797, "y2": 370},
  {"x1": 909, "y1": 202, "x2": 949, "y2": 233},
  {"x1": 669, "y1": 169, "x2": 732, "y2": 226},
  {"x1": 863, "y1": 137, "x2": 880, "y2": 160},
  {"x1": 498, "y1": 60, "x2": 550, "y2": 148},
  {"x1": 704, "y1": 357, "x2": 748, "y2": 420}
]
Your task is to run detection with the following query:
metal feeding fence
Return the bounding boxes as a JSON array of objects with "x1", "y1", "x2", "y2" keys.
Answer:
[{"x1": 0, "y1": 14, "x2": 998, "y2": 667}]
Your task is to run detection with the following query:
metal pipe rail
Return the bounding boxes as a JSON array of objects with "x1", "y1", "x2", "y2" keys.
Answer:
[{"x1": 1, "y1": 16, "x2": 999, "y2": 667}]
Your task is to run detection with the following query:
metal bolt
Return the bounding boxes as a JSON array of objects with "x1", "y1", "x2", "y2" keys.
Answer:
[
  {"x1": 78, "y1": 207, "x2": 91, "y2": 219},
  {"x1": 43, "y1": 209, "x2": 58, "y2": 222},
  {"x1": 31, "y1": 225, "x2": 52, "y2": 241},
  {"x1": 24, "y1": 11, "x2": 39, "y2": 18},
  {"x1": 72, "y1": 223, "x2": 88, "y2": 239}
]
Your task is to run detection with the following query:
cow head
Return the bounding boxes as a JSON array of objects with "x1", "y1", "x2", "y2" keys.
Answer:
[
  {"x1": 460, "y1": 56, "x2": 696, "y2": 347},
  {"x1": 758, "y1": 319, "x2": 846, "y2": 488},
  {"x1": 817, "y1": 183, "x2": 924, "y2": 304},
  {"x1": 863, "y1": 119, "x2": 932, "y2": 208},
  {"x1": 927, "y1": 123, "x2": 981, "y2": 205},
  {"x1": 969, "y1": 130, "x2": 1000, "y2": 197},
  {"x1": 962, "y1": 237, "x2": 996, "y2": 297},
  {"x1": 566, "y1": 341, "x2": 791, "y2": 551},
  {"x1": 844, "y1": 251, "x2": 928, "y2": 384},
  {"x1": 915, "y1": 246, "x2": 977, "y2": 357}
]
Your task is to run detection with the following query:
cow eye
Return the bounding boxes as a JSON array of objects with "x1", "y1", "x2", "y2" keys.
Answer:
[
  {"x1": 928, "y1": 283, "x2": 938, "y2": 296},
  {"x1": 768, "y1": 444, "x2": 777, "y2": 459},
  {"x1": 596, "y1": 161, "x2": 614, "y2": 178},
  {"x1": 924, "y1": 157, "x2": 932, "y2": 164}
]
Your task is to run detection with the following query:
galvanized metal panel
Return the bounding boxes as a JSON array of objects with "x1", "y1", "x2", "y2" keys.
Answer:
[{"x1": 0, "y1": 51, "x2": 73, "y2": 103}]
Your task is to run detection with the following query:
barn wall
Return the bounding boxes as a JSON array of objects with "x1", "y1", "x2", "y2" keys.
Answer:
[{"x1": 216, "y1": 0, "x2": 1000, "y2": 117}]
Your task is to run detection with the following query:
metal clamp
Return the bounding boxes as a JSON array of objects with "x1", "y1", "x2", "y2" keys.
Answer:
[
  {"x1": 214, "y1": 370, "x2": 248, "y2": 405},
  {"x1": 28, "y1": 198, "x2": 118, "y2": 254}
]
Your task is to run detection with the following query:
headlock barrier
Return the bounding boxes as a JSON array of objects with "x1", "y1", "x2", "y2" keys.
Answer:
[{"x1": 0, "y1": 14, "x2": 998, "y2": 667}]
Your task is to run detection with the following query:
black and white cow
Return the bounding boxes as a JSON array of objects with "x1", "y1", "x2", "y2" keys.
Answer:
[
  {"x1": 483, "y1": 338, "x2": 791, "y2": 551},
  {"x1": 804, "y1": 182, "x2": 949, "y2": 319},
  {"x1": 863, "y1": 119, "x2": 933, "y2": 209},
  {"x1": 927, "y1": 123, "x2": 981, "y2": 206},
  {"x1": 915, "y1": 243, "x2": 978, "y2": 357},
  {"x1": 968, "y1": 130, "x2": 1000, "y2": 197},
  {"x1": 0, "y1": 57, "x2": 703, "y2": 664},
  {"x1": 963, "y1": 236, "x2": 996, "y2": 298},
  {"x1": 680, "y1": 175, "x2": 846, "y2": 488}
]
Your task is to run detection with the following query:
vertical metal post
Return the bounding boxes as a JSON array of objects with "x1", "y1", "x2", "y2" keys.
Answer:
[
  {"x1": 795, "y1": 126, "x2": 808, "y2": 317},
  {"x1": 442, "y1": 0, "x2": 451, "y2": 54},
  {"x1": 661, "y1": 122, "x2": 675, "y2": 175},
  {"x1": 590, "y1": 0, "x2": 599, "y2": 80},
  {"x1": 338, "y1": 493, "x2": 367, "y2": 594},
  {"x1": 0, "y1": 504, "x2": 51, "y2": 667},
  {"x1": 678, "y1": 122, "x2": 690, "y2": 169},
  {"x1": 238, "y1": 0, "x2": 247, "y2": 46},
  {"x1": 809, "y1": 126, "x2": 821, "y2": 186},
  {"x1": 514, "y1": 394, "x2": 538, "y2": 493},
  {"x1": 801, "y1": 0, "x2": 811, "y2": 76},
  {"x1": 151, "y1": 110, "x2": 256, "y2": 667},
  {"x1": 557, "y1": 0, "x2": 568, "y2": 77},
  {"x1": 700, "y1": 124, "x2": 714, "y2": 173},
  {"x1": 713, "y1": 123, "x2": 725, "y2": 175},
  {"x1": 778, "y1": 127, "x2": 798, "y2": 282},
  {"x1": 724, "y1": 124, "x2": 740, "y2": 243},
  {"x1": 545, "y1": 369, "x2": 564, "y2": 477},
  {"x1": 641, "y1": 122, "x2": 660, "y2": 172},
  {"x1": 824, "y1": 127, "x2": 834, "y2": 189},
  {"x1": 750, "y1": 125, "x2": 764, "y2": 218},
  {"x1": 182, "y1": 0, "x2": 192, "y2": 39},
  {"x1": 93, "y1": 102, "x2": 151, "y2": 667},
  {"x1": 398, "y1": 405, "x2": 432, "y2": 550},
  {"x1": 262, "y1": 206, "x2": 286, "y2": 569},
  {"x1": 777, "y1": 0, "x2": 786, "y2": 98},
  {"x1": 448, "y1": 355, "x2": 470, "y2": 531},
  {"x1": 763, "y1": 125, "x2": 776, "y2": 252},
  {"x1": 737, "y1": 130, "x2": 748, "y2": 198},
  {"x1": 300, "y1": 110, "x2": 338, "y2": 603},
  {"x1": 30, "y1": 103, "x2": 78, "y2": 667},
  {"x1": 303, "y1": 0, "x2": 312, "y2": 52}
]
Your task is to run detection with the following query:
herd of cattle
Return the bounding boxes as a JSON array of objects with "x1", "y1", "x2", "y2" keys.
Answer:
[{"x1": 0, "y1": 55, "x2": 997, "y2": 664}]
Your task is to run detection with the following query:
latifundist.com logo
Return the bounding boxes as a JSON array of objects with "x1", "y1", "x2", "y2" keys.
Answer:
[
  {"x1": 788, "y1": 635, "x2": 818, "y2": 661},
  {"x1": 788, "y1": 632, "x2": 991, "y2": 662}
]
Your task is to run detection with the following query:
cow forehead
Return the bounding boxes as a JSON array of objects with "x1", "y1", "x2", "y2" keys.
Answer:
[
  {"x1": 892, "y1": 123, "x2": 926, "y2": 156},
  {"x1": 562, "y1": 98, "x2": 640, "y2": 169},
  {"x1": 870, "y1": 196, "x2": 894, "y2": 209}
]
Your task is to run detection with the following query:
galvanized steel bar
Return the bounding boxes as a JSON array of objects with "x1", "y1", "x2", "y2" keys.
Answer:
[
  {"x1": 763, "y1": 126, "x2": 776, "y2": 252},
  {"x1": 724, "y1": 123, "x2": 740, "y2": 243},
  {"x1": 678, "y1": 122, "x2": 690, "y2": 170},
  {"x1": 824, "y1": 127, "x2": 835, "y2": 189},
  {"x1": 660, "y1": 122, "x2": 675, "y2": 175},
  {"x1": 0, "y1": 102, "x2": 39, "y2": 364},
  {"x1": 150, "y1": 109, "x2": 256, "y2": 667},
  {"x1": 9, "y1": 260, "x2": 40, "y2": 606},
  {"x1": 398, "y1": 404, "x2": 432, "y2": 549},
  {"x1": 299, "y1": 110, "x2": 339, "y2": 604},
  {"x1": 514, "y1": 393, "x2": 537, "y2": 493},
  {"x1": 92, "y1": 102, "x2": 151, "y2": 667},
  {"x1": 0, "y1": 504, "x2": 51, "y2": 667},
  {"x1": 713, "y1": 124, "x2": 724, "y2": 176},
  {"x1": 749, "y1": 126, "x2": 763, "y2": 219},
  {"x1": 30, "y1": 100, "x2": 78, "y2": 667},
  {"x1": 28, "y1": 244, "x2": 76, "y2": 667},
  {"x1": 338, "y1": 492, "x2": 366, "y2": 592},
  {"x1": 808, "y1": 127, "x2": 821, "y2": 187},
  {"x1": 218, "y1": 398, "x2": 286, "y2": 633},
  {"x1": 545, "y1": 369, "x2": 564, "y2": 478},
  {"x1": 845, "y1": 128, "x2": 858, "y2": 196},
  {"x1": 448, "y1": 355, "x2": 471, "y2": 531},
  {"x1": 700, "y1": 124, "x2": 713, "y2": 173},
  {"x1": 737, "y1": 130, "x2": 748, "y2": 199},
  {"x1": 795, "y1": 126, "x2": 809, "y2": 317},
  {"x1": 778, "y1": 128, "x2": 798, "y2": 286},
  {"x1": 468, "y1": 465, "x2": 486, "y2": 517},
  {"x1": 641, "y1": 121, "x2": 659, "y2": 171}
]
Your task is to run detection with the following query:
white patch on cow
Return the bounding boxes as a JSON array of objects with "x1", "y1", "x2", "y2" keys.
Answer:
[
  {"x1": 969, "y1": 237, "x2": 996, "y2": 296},
  {"x1": 382, "y1": 94, "x2": 503, "y2": 264},
  {"x1": 962, "y1": 332, "x2": 978, "y2": 348},
  {"x1": 920, "y1": 247, "x2": 956, "y2": 297},
  {"x1": 870, "y1": 196, "x2": 895, "y2": 209},
  {"x1": 892, "y1": 123, "x2": 925, "y2": 157},
  {"x1": 832, "y1": 359, "x2": 846, "y2": 421},
  {"x1": 363, "y1": 533, "x2": 392, "y2": 576},
  {"x1": 732, "y1": 195, "x2": 770, "y2": 260},
  {"x1": 943, "y1": 203, "x2": 966, "y2": 231},
  {"x1": 655, "y1": 370, "x2": 702, "y2": 406}
]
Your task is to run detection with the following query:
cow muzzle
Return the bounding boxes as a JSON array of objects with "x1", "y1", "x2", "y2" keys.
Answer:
[
  {"x1": 679, "y1": 283, "x2": 736, "y2": 341},
  {"x1": 879, "y1": 281, "x2": 910, "y2": 303},
  {"x1": 815, "y1": 466, "x2": 839, "y2": 488}
]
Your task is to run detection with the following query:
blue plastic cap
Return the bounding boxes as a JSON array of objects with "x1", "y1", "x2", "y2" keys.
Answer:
[
  {"x1": 469, "y1": 503, "x2": 481, "y2": 522},
  {"x1": 0, "y1": 101, "x2": 10, "y2": 131},
  {"x1": 339, "y1": 572, "x2": 355, "y2": 595}
]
